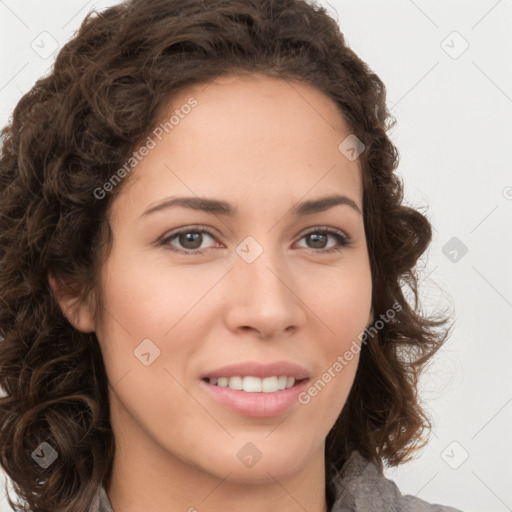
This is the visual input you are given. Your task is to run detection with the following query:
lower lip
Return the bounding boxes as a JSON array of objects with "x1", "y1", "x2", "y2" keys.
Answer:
[{"x1": 199, "y1": 378, "x2": 310, "y2": 418}]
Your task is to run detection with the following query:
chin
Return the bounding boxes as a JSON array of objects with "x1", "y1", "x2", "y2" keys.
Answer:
[{"x1": 200, "y1": 441, "x2": 315, "y2": 485}]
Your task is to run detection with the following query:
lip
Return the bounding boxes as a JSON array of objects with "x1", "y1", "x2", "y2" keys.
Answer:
[
  {"x1": 200, "y1": 361, "x2": 310, "y2": 380},
  {"x1": 199, "y1": 377, "x2": 310, "y2": 417}
]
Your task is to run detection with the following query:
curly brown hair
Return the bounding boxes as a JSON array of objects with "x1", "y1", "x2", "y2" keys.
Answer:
[{"x1": 0, "y1": 0, "x2": 451, "y2": 510}]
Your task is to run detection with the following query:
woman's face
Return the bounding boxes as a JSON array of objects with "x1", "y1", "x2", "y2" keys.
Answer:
[{"x1": 75, "y1": 74, "x2": 372, "y2": 484}]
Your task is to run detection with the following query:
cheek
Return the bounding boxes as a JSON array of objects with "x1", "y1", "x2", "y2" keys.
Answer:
[
  {"x1": 313, "y1": 265, "x2": 369, "y2": 371},
  {"x1": 293, "y1": 259, "x2": 371, "y2": 417},
  {"x1": 95, "y1": 253, "x2": 213, "y2": 432},
  {"x1": 97, "y1": 247, "x2": 217, "y2": 340},
  {"x1": 315, "y1": 260, "x2": 372, "y2": 348},
  {"x1": 94, "y1": 252, "x2": 217, "y2": 394}
]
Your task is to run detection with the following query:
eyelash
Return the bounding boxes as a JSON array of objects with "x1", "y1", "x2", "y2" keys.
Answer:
[{"x1": 158, "y1": 225, "x2": 351, "y2": 255}]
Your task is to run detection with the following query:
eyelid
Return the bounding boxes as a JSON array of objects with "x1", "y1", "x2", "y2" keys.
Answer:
[{"x1": 299, "y1": 225, "x2": 348, "y2": 239}]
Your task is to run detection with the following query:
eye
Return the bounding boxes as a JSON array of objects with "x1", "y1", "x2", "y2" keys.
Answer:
[
  {"x1": 294, "y1": 227, "x2": 350, "y2": 253},
  {"x1": 159, "y1": 226, "x2": 218, "y2": 254},
  {"x1": 158, "y1": 226, "x2": 351, "y2": 255}
]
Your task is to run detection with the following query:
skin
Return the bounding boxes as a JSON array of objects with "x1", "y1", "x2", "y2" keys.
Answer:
[{"x1": 50, "y1": 74, "x2": 373, "y2": 512}]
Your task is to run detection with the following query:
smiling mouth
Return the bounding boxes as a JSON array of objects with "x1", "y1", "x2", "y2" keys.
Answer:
[{"x1": 202, "y1": 375, "x2": 309, "y2": 393}]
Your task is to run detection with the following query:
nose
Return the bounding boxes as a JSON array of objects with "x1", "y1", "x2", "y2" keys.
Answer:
[{"x1": 223, "y1": 245, "x2": 307, "y2": 340}]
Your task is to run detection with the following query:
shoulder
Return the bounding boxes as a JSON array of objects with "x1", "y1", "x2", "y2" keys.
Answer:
[{"x1": 328, "y1": 450, "x2": 464, "y2": 512}]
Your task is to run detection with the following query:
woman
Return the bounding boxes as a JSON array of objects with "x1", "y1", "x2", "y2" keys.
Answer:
[{"x1": 0, "y1": 0, "x2": 460, "y2": 511}]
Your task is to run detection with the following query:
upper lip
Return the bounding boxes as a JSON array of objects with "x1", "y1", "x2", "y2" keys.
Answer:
[{"x1": 201, "y1": 361, "x2": 310, "y2": 380}]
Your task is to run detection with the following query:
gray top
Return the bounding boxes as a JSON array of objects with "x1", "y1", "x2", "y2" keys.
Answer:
[{"x1": 90, "y1": 450, "x2": 463, "y2": 512}]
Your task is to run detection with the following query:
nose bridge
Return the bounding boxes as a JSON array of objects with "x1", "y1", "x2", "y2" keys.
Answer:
[
  {"x1": 225, "y1": 232, "x2": 305, "y2": 336},
  {"x1": 236, "y1": 234, "x2": 291, "y2": 305}
]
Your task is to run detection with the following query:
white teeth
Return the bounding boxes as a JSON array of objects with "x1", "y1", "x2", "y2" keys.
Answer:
[
  {"x1": 261, "y1": 376, "x2": 278, "y2": 393},
  {"x1": 243, "y1": 376, "x2": 261, "y2": 392},
  {"x1": 277, "y1": 376, "x2": 288, "y2": 390},
  {"x1": 208, "y1": 375, "x2": 298, "y2": 392},
  {"x1": 228, "y1": 376, "x2": 243, "y2": 390}
]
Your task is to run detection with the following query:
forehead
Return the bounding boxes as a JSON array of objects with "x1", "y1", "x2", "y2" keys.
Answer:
[{"x1": 112, "y1": 74, "x2": 363, "y2": 220}]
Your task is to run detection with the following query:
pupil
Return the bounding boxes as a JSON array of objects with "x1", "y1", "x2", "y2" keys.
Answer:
[
  {"x1": 180, "y1": 232, "x2": 202, "y2": 249},
  {"x1": 309, "y1": 233, "x2": 326, "y2": 248}
]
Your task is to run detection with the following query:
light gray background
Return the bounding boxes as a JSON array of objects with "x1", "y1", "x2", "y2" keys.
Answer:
[{"x1": 1, "y1": 1, "x2": 511, "y2": 511}]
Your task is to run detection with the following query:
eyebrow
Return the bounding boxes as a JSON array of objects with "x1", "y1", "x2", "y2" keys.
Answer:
[{"x1": 141, "y1": 194, "x2": 362, "y2": 218}]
